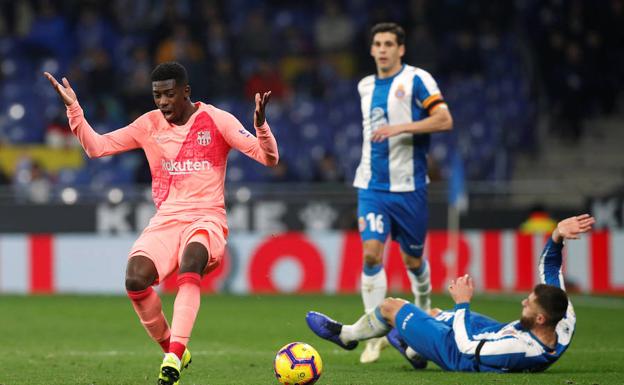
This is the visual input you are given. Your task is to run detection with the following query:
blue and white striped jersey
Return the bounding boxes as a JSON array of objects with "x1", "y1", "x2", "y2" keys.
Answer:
[
  {"x1": 446, "y1": 239, "x2": 576, "y2": 372},
  {"x1": 354, "y1": 64, "x2": 446, "y2": 192}
]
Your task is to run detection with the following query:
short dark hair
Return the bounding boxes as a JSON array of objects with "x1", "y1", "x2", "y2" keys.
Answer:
[
  {"x1": 151, "y1": 62, "x2": 188, "y2": 85},
  {"x1": 534, "y1": 284, "x2": 568, "y2": 328},
  {"x1": 370, "y1": 22, "x2": 405, "y2": 46}
]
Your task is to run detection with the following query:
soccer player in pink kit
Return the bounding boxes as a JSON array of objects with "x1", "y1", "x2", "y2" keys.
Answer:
[{"x1": 44, "y1": 62, "x2": 279, "y2": 385}]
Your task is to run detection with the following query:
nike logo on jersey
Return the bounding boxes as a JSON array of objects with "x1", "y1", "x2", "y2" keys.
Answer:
[
  {"x1": 154, "y1": 135, "x2": 172, "y2": 143},
  {"x1": 238, "y1": 128, "x2": 251, "y2": 137}
]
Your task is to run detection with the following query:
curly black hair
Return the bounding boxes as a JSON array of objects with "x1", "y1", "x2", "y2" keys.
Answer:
[{"x1": 151, "y1": 61, "x2": 188, "y2": 85}]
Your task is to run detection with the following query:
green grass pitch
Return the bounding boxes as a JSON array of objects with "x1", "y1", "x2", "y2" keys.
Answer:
[{"x1": 1, "y1": 293, "x2": 622, "y2": 385}]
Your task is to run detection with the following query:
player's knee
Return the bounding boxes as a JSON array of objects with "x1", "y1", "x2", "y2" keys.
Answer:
[
  {"x1": 125, "y1": 274, "x2": 153, "y2": 291},
  {"x1": 379, "y1": 298, "x2": 406, "y2": 321},
  {"x1": 362, "y1": 240, "x2": 383, "y2": 267},
  {"x1": 204, "y1": 258, "x2": 221, "y2": 275},
  {"x1": 363, "y1": 252, "x2": 382, "y2": 267},
  {"x1": 379, "y1": 298, "x2": 396, "y2": 320},
  {"x1": 125, "y1": 256, "x2": 157, "y2": 291},
  {"x1": 403, "y1": 255, "x2": 423, "y2": 269},
  {"x1": 428, "y1": 308, "x2": 442, "y2": 317},
  {"x1": 180, "y1": 242, "x2": 209, "y2": 274},
  {"x1": 379, "y1": 299, "x2": 393, "y2": 317}
]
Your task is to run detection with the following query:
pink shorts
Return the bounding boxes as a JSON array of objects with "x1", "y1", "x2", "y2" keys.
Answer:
[{"x1": 129, "y1": 214, "x2": 227, "y2": 283}]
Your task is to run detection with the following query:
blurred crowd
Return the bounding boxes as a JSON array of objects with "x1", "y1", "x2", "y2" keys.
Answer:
[
  {"x1": 0, "y1": 0, "x2": 622, "y2": 203},
  {"x1": 0, "y1": 1, "x2": 525, "y2": 111},
  {"x1": 525, "y1": 0, "x2": 624, "y2": 141}
]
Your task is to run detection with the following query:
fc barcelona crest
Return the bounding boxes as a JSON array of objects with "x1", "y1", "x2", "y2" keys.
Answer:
[{"x1": 197, "y1": 131, "x2": 211, "y2": 146}]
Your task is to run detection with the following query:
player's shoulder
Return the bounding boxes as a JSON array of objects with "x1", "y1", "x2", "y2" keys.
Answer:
[
  {"x1": 402, "y1": 63, "x2": 418, "y2": 75},
  {"x1": 196, "y1": 102, "x2": 244, "y2": 130},
  {"x1": 200, "y1": 102, "x2": 237, "y2": 120},
  {"x1": 411, "y1": 66, "x2": 438, "y2": 85},
  {"x1": 357, "y1": 74, "x2": 376, "y2": 93},
  {"x1": 142, "y1": 109, "x2": 161, "y2": 119},
  {"x1": 133, "y1": 109, "x2": 162, "y2": 129}
]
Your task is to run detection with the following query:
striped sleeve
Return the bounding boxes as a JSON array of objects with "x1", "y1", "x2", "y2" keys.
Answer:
[
  {"x1": 538, "y1": 238, "x2": 564, "y2": 288},
  {"x1": 539, "y1": 238, "x2": 576, "y2": 345},
  {"x1": 452, "y1": 303, "x2": 527, "y2": 370},
  {"x1": 412, "y1": 69, "x2": 446, "y2": 114}
]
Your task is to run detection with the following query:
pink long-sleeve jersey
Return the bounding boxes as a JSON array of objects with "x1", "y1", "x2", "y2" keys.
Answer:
[{"x1": 66, "y1": 101, "x2": 278, "y2": 229}]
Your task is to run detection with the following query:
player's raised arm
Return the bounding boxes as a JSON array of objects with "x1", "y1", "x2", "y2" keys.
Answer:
[
  {"x1": 217, "y1": 92, "x2": 279, "y2": 167},
  {"x1": 252, "y1": 91, "x2": 279, "y2": 166},
  {"x1": 44, "y1": 72, "x2": 77, "y2": 106},
  {"x1": 539, "y1": 214, "x2": 595, "y2": 289},
  {"x1": 551, "y1": 214, "x2": 595, "y2": 243},
  {"x1": 42, "y1": 72, "x2": 141, "y2": 158},
  {"x1": 535, "y1": 214, "x2": 592, "y2": 360},
  {"x1": 254, "y1": 91, "x2": 271, "y2": 127}
]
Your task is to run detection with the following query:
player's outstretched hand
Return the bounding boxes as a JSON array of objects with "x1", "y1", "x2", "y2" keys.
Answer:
[
  {"x1": 254, "y1": 91, "x2": 272, "y2": 127},
  {"x1": 44, "y1": 72, "x2": 77, "y2": 106},
  {"x1": 552, "y1": 214, "x2": 595, "y2": 243},
  {"x1": 448, "y1": 274, "x2": 474, "y2": 304}
]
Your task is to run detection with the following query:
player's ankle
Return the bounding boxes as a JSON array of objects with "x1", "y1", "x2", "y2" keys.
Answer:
[
  {"x1": 169, "y1": 341, "x2": 186, "y2": 361},
  {"x1": 159, "y1": 339, "x2": 170, "y2": 353}
]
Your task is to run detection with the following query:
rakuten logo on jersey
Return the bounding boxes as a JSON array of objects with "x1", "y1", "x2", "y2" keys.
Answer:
[{"x1": 161, "y1": 159, "x2": 212, "y2": 175}]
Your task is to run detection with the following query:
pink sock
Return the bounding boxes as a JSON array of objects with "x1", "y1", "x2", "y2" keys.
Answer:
[
  {"x1": 170, "y1": 272, "x2": 202, "y2": 360},
  {"x1": 127, "y1": 287, "x2": 171, "y2": 352}
]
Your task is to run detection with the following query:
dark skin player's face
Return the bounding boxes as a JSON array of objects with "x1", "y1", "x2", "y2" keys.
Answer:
[{"x1": 152, "y1": 79, "x2": 191, "y2": 124}]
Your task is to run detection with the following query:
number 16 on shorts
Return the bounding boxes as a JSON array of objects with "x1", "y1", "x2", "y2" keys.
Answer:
[{"x1": 359, "y1": 212, "x2": 388, "y2": 242}]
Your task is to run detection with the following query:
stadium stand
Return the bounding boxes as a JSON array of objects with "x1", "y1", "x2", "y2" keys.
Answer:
[{"x1": 0, "y1": 0, "x2": 622, "y2": 204}]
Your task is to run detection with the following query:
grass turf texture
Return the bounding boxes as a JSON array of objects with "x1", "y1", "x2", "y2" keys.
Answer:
[{"x1": 0, "y1": 294, "x2": 622, "y2": 385}]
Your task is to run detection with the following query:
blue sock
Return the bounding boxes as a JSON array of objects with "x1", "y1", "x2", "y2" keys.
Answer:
[
  {"x1": 408, "y1": 259, "x2": 427, "y2": 277},
  {"x1": 363, "y1": 263, "x2": 383, "y2": 276}
]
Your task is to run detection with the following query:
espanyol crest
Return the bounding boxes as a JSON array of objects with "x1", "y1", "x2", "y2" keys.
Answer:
[{"x1": 197, "y1": 131, "x2": 211, "y2": 146}]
